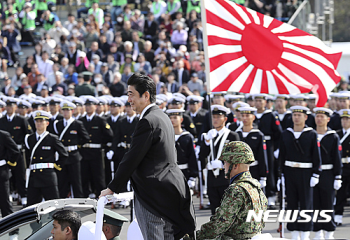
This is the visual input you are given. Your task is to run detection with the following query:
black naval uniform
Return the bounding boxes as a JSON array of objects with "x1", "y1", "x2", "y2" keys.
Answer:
[
  {"x1": 80, "y1": 114, "x2": 113, "y2": 197},
  {"x1": 28, "y1": 115, "x2": 36, "y2": 132},
  {"x1": 278, "y1": 127, "x2": 321, "y2": 231},
  {"x1": 0, "y1": 130, "x2": 20, "y2": 217},
  {"x1": 226, "y1": 111, "x2": 236, "y2": 124},
  {"x1": 314, "y1": 129, "x2": 342, "y2": 232},
  {"x1": 186, "y1": 108, "x2": 208, "y2": 144},
  {"x1": 329, "y1": 112, "x2": 341, "y2": 131},
  {"x1": 199, "y1": 128, "x2": 239, "y2": 215},
  {"x1": 237, "y1": 128, "x2": 268, "y2": 181},
  {"x1": 306, "y1": 112, "x2": 316, "y2": 129},
  {"x1": 24, "y1": 131, "x2": 68, "y2": 205},
  {"x1": 53, "y1": 119, "x2": 90, "y2": 198},
  {"x1": 274, "y1": 110, "x2": 292, "y2": 130},
  {"x1": 175, "y1": 131, "x2": 198, "y2": 180},
  {"x1": 48, "y1": 113, "x2": 64, "y2": 134},
  {"x1": 254, "y1": 110, "x2": 282, "y2": 197},
  {"x1": 182, "y1": 113, "x2": 197, "y2": 138},
  {"x1": 110, "y1": 115, "x2": 139, "y2": 191},
  {"x1": 105, "y1": 113, "x2": 126, "y2": 185},
  {"x1": 335, "y1": 129, "x2": 350, "y2": 218},
  {"x1": 0, "y1": 115, "x2": 33, "y2": 199}
]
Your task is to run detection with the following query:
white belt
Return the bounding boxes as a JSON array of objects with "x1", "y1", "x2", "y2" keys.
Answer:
[
  {"x1": 178, "y1": 163, "x2": 188, "y2": 170},
  {"x1": 285, "y1": 160, "x2": 312, "y2": 168},
  {"x1": 30, "y1": 163, "x2": 54, "y2": 170},
  {"x1": 117, "y1": 142, "x2": 131, "y2": 149},
  {"x1": 106, "y1": 142, "x2": 112, "y2": 147},
  {"x1": 83, "y1": 143, "x2": 102, "y2": 148},
  {"x1": 250, "y1": 161, "x2": 259, "y2": 167},
  {"x1": 342, "y1": 157, "x2": 350, "y2": 164},
  {"x1": 0, "y1": 160, "x2": 6, "y2": 166},
  {"x1": 17, "y1": 145, "x2": 22, "y2": 150},
  {"x1": 264, "y1": 136, "x2": 271, "y2": 140},
  {"x1": 65, "y1": 145, "x2": 78, "y2": 151},
  {"x1": 321, "y1": 164, "x2": 333, "y2": 170}
]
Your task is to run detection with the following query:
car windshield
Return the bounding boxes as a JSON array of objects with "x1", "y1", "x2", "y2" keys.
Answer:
[{"x1": 0, "y1": 206, "x2": 96, "y2": 240}]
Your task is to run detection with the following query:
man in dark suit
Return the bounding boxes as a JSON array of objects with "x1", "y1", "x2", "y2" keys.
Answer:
[
  {"x1": 0, "y1": 97, "x2": 33, "y2": 207},
  {"x1": 53, "y1": 101, "x2": 90, "y2": 198},
  {"x1": 80, "y1": 96, "x2": 113, "y2": 198},
  {"x1": 143, "y1": 12, "x2": 158, "y2": 41},
  {"x1": 24, "y1": 110, "x2": 68, "y2": 206},
  {"x1": 172, "y1": 60, "x2": 189, "y2": 85},
  {"x1": 100, "y1": 73, "x2": 196, "y2": 240},
  {"x1": 86, "y1": 41, "x2": 104, "y2": 62}
]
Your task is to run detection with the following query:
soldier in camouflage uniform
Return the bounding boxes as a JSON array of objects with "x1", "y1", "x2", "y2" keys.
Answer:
[{"x1": 196, "y1": 141, "x2": 268, "y2": 240}]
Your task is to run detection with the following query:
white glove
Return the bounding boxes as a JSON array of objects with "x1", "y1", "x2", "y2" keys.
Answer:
[
  {"x1": 277, "y1": 174, "x2": 285, "y2": 192},
  {"x1": 334, "y1": 179, "x2": 342, "y2": 190},
  {"x1": 106, "y1": 150, "x2": 114, "y2": 160},
  {"x1": 211, "y1": 159, "x2": 223, "y2": 169},
  {"x1": 310, "y1": 174, "x2": 319, "y2": 187},
  {"x1": 205, "y1": 129, "x2": 217, "y2": 141},
  {"x1": 195, "y1": 145, "x2": 200, "y2": 159},
  {"x1": 259, "y1": 177, "x2": 267, "y2": 188},
  {"x1": 187, "y1": 177, "x2": 196, "y2": 189},
  {"x1": 274, "y1": 149, "x2": 280, "y2": 159}
]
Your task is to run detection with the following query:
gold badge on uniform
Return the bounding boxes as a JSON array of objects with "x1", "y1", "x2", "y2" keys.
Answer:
[
  {"x1": 190, "y1": 123, "x2": 195, "y2": 128},
  {"x1": 106, "y1": 123, "x2": 111, "y2": 129},
  {"x1": 28, "y1": 125, "x2": 32, "y2": 130},
  {"x1": 36, "y1": 112, "x2": 41, "y2": 116}
]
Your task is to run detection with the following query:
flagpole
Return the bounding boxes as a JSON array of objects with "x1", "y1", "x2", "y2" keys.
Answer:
[{"x1": 200, "y1": 0, "x2": 213, "y2": 130}]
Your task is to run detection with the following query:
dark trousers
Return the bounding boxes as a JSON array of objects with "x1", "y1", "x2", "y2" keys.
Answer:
[
  {"x1": 265, "y1": 141, "x2": 276, "y2": 198},
  {"x1": 27, "y1": 185, "x2": 59, "y2": 206},
  {"x1": 335, "y1": 172, "x2": 350, "y2": 215},
  {"x1": 81, "y1": 158, "x2": 105, "y2": 197},
  {"x1": 285, "y1": 167, "x2": 313, "y2": 231},
  {"x1": 57, "y1": 161, "x2": 83, "y2": 198},
  {"x1": 207, "y1": 185, "x2": 227, "y2": 215},
  {"x1": 10, "y1": 154, "x2": 27, "y2": 197},
  {"x1": 313, "y1": 170, "x2": 336, "y2": 231},
  {"x1": 0, "y1": 179, "x2": 14, "y2": 217}
]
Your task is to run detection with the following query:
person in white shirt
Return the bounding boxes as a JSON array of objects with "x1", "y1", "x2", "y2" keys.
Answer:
[
  {"x1": 37, "y1": 51, "x2": 54, "y2": 79},
  {"x1": 46, "y1": 63, "x2": 64, "y2": 87}
]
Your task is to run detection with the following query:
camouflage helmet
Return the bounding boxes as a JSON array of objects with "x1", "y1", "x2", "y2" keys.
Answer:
[{"x1": 219, "y1": 141, "x2": 255, "y2": 164}]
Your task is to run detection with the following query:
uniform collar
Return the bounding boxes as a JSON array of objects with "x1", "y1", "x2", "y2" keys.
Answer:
[
  {"x1": 7, "y1": 113, "x2": 15, "y2": 121},
  {"x1": 127, "y1": 114, "x2": 136, "y2": 123},
  {"x1": 36, "y1": 131, "x2": 48, "y2": 140},
  {"x1": 230, "y1": 171, "x2": 247, "y2": 184},
  {"x1": 86, "y1": 113, "x2": 96, "y2": 121}
]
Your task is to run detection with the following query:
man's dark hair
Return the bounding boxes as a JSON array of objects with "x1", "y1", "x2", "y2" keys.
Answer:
[
  {"x1": 127, "y1": 73, "x2": 156, "y2": 103},
  {"x1": 104, "y1": 223, "x2": 122, "y2": 237},
  {"x1": 52, "y1": 210, "x2": 81, "y2": 238}
]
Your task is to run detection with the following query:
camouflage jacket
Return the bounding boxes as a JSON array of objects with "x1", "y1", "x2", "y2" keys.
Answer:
[{"x1": 196, "y1": 171, "x2": 268, "y2": 240}]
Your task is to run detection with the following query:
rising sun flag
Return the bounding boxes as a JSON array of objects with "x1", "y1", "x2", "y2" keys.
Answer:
[{"x1": 202, "y1": 0, "x2": 342, "y2": 107}]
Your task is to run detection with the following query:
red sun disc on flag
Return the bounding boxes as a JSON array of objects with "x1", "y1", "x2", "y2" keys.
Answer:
[{"x1": 203, "y1": 0, "x2": 342, "y2": 107}]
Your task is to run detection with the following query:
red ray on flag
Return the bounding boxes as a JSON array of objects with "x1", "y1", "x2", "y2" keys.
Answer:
[{"x1": 202, "y1": 0, "x2": 342, "y2": 107}]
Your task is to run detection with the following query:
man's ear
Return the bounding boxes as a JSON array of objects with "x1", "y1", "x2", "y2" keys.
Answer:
[
  {"x1": 65, "y1": 226, "x2": 72, "y2": 235},
  {"x1": 143, "y1": 91, "x2": 150, "y2": 102}
]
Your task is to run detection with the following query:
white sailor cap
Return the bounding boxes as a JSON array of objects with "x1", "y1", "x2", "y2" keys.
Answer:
[
  {"x1": 329, "y1": 92, "x2": 338, "y2": 99},
  {"x1": 77, "y1": 51, "x2": 86, "y2": 58},
  {"x1": 156, "y1": 99, "x2": 163, "y2": 105},
  {"x1": 33, "y1": 110, "x2": 52, "y2": 120},
  {"x1": 253, "y1": 94, "x2": 268, "y2": 100},
  {"x1": 68, "y1": 97, "x2": 84, "y2": 106},
  {"x1": 60, "y1": 101, "x2": 76, "y2": 110},
  {"x1": 0, "y1": 100, "x2": 5, "y2": 107},
  {"x1": 307, "y1": 94, "x2": 317, "y2": 100},
  {"x1": 290, "y1": 105, "x2": 310, "y2": 114},
  {"x1": 290, "y1": 94, "x2": 307, "y2": 101},
  {"x1": 102, "y1": 95, "x2": 113, "y2": 101},
  {"x1": 173, "y1": 93, "x2": 186, "y2": 102},
  {"x1": 232, "y1": 101, "x2": 249, "y2": 111},
  {"x1": 313, "y1": 107, "x2": 332, "y2": 117},
  {"x1": 224, "y1": 94, "x2": 244, "y2": 101},
  {"x1": 166, "y1": 109, "x2": 185, "y2": 116},
  {"x1": 169, "y1": 96, "x2": 185, "y2": 104},
  {"x1": 119, "y1": 95, "x2": 129, "y2": 104},
  {"x1": 336, "y1": 92, "x2": 350, "y2": 100},
  {"x1": 339, "y1": 109, "x2": 350, "y2": 118},
  {"x1": 5, "y1": 97, "x2": 19, "y2": 105},
  {"x1": 187, "y1": 95, "x2": 204, "y2": 104},
  {"x1": 245, "y1": 94, "x2": 253, "y2": 100},
  {"x1": 274, "y1": 94, "x2": 290, "y2": 100},
  {"x1": 211, "y1": 105, "x2": 230, "y2": 115},
  {"x1": 84, "y1": 96, "x2": 99, "y2": 105},
  {"x1": 97, "y1": 97, "x2": 108, "y2": 105},
  {"x1": 109, "y1": 98, "x2": 124, "y2": 107},
  {"x1": 210, "y1": 91, "x2": 227, "y2": 98},
  {"x1": 48, "y1": 97, "x2": 62, "y2": 105},
  {"x1": 238, "y1": 107, "x2": 257, "y2": 114},
  {"x1": 17, "y1": 100, "x2": 31, "y2": 108},
  {"x1": 157, "y1": 94, "x2": 169, "y2": 103},
  {"x1": 30, "y1": 100, "x2": 46, "y2": 108}
]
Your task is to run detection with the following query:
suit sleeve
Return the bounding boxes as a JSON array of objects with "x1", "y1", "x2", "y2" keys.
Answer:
[
  {"x1": 100, "y1": 118, "x2": 113, "y2": 144},
  {"x1": 3, "y1": 132, "x2": 20, "y2": 165},
  {"x1": 312, "y1": 132, "x2": 322, "y2": 175},
  {"x1": 258, "y1": 133, "x2": 268, "y2": 178},
  {"x1": 108, "y1": 119, "x2": 154, "y2": 193},
  {"x1": 78, "y1": 121, "x2": 90, "y2": 145},
  {"x1": 332, "y1": 134, "x2": 342, "y2": 176},
  {"x1": 53, "y1": 135, "x2": 68, "y2": 167}
]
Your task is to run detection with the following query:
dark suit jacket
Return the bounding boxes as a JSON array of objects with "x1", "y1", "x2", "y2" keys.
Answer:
[
  {"x1": 0, "y1": 115, "x2": 33, "y2": 145},
  {"x1": 108, "y1": 105, "x2": 196, "y2": 238},
  {"x1": 167, "y1": 82, "x2": 180, "y2": 93},
  {"x1": 173, "y1": 69, "x2": 190, "y2": 85},
  {"x1": 87, "y1": 49, "x2": 103, "y2": 62},
  {"x1": 144, "y1": 20, "x2": 158, "y2": 39},
  {"x1": 0, "y1": 130, "x2": 20, "y2": 181}
]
